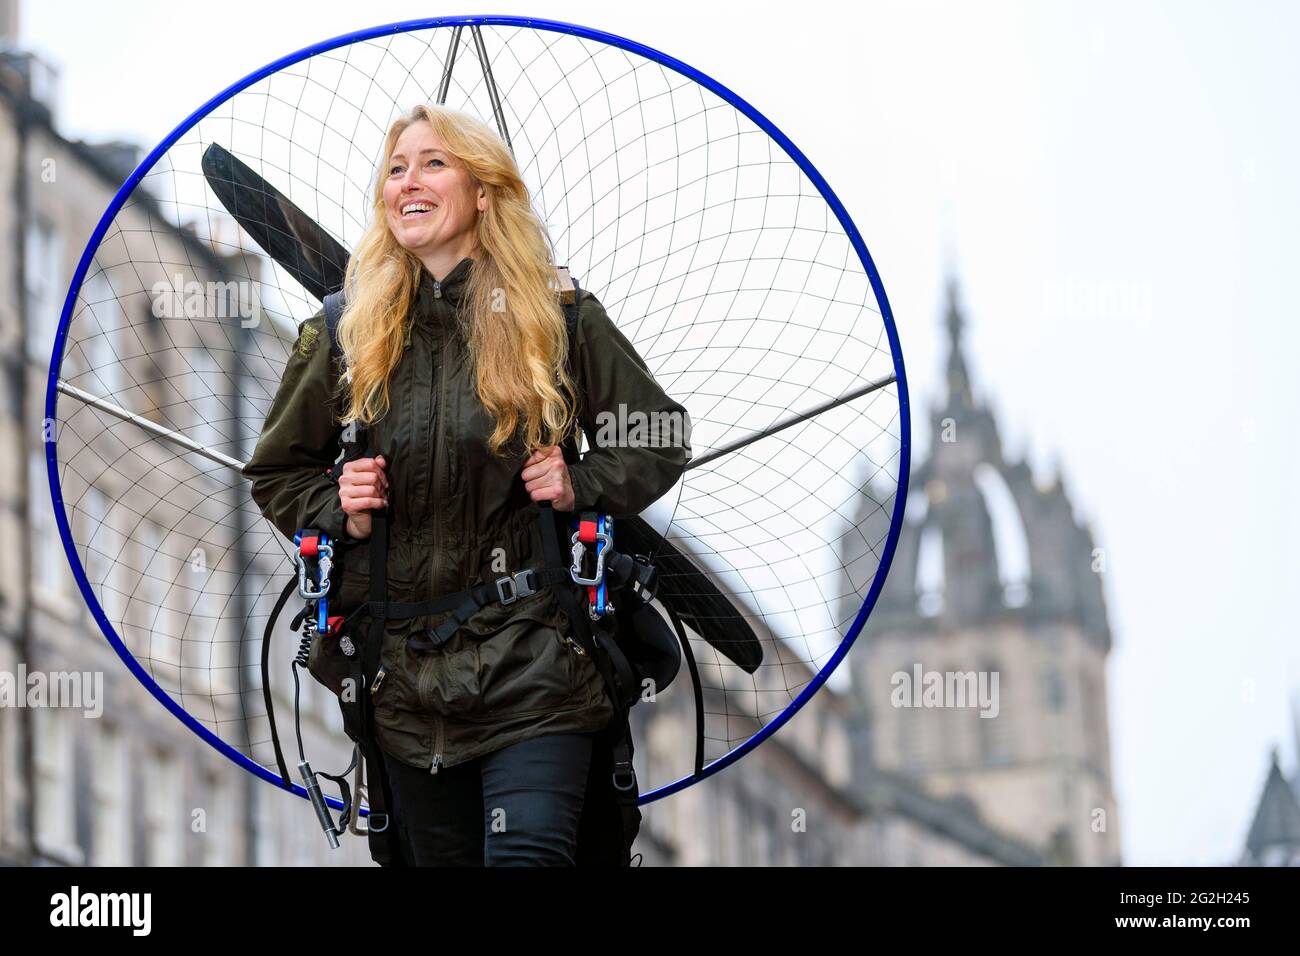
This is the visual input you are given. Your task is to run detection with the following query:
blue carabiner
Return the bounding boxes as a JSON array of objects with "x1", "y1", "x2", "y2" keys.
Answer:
[
  {"x1": 595, "y1": 515, "x2": 610, "y2": 616},
  {"x1": 293, "y1": 530, "x2": 332, "y2": 632},
  {"x1": 569, "y1": 515, "x2": 613, "y2": 618}
]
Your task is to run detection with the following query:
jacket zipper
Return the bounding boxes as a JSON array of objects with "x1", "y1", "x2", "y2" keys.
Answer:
[
  {"x1": 430, "y1": 715, "x2": 444, "y2": 774},
  {"x1": 429, "y1": 322, "x2": 448, "y2": 600},
  {"x1": 427, "y1": 296, "x2": 449, "y2": 776}
]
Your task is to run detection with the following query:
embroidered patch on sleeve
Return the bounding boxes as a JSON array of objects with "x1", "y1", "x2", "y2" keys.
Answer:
[{"x1": 297, "y1": 324, "x2": 319, "y2": 357}]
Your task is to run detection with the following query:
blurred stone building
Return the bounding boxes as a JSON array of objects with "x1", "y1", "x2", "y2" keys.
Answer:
[
  {"x1": 631, "y1": 656, "x2": 1042, "y2": 865},
  {"x1": 634, "y1": 276, "x2": 1121, "y2": 866},
  {"x1": 0, "y1": 5, "x2": 370, "y2": 866},
  {"x1": 850, "y1": 278, "x2": 1122, "y2": 866}
]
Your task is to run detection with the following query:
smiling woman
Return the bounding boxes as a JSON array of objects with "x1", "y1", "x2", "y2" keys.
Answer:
[{"x1": 241, "y1": 102, "x2": 693, "y2": 866}]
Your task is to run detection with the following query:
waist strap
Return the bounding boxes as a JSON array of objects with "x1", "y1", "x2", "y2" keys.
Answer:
[
  {"x1": 336, "y1": 534, "x2": 656, "y2": 652},
  {"x1": 335, "y1": 564, "x2": 573, "y2": 648}
]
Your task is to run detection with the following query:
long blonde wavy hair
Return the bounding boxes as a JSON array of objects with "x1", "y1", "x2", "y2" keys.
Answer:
[{"x1": 335, "y1": 104, "x2": 576, "y2": 456}]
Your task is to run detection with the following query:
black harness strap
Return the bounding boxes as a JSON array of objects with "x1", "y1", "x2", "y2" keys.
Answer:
[
  {"x1": 329, "y1": 564, "x2": 574, "y2": 653},
  {"x1": 262, "y1": 576, "x2": 299, "y2": 788},
  {"x1": 323, "y1": 288, "x2": 347, "y2": 353},
  {"x1": 537, "y1": 501, "x2": 640, "y2": 794},
  {"x1": 663, "y1": 602, "x2": 707, "y2": 777},
  {"x1": 355, "y1": 490, "x2": 392, "y2": 833},
  {"x1": 312, "y1": 748, "x2": 359, "y2": 830}
]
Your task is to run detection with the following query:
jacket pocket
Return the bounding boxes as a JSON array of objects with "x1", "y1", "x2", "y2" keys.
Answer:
[
  {"x1": 414, "y1": 630, "x2": 483, "y2": 717},
  {"x1": 330, "y1": 540, "x2": 371, "y2": 616},
  {"x1": 333, "y1": 536, "x2": 424, "y2": 615},
  {"x1": 471, "y1": 596, "x2": 586, "y2": 721},
  {"x1": 307, "y1": 628, "x2": 355, "y2": 699}
]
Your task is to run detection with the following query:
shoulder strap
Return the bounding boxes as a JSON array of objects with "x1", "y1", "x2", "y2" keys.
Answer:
[
  {"x1": 560, "y1": 273, "x2": 584, "y2": 462},
  {"x1": 323, "y1": 289, "x2": 347, "y2": 358},
  {"x1": 563, "y1": 273, "x2": 581, "y2": 370}
]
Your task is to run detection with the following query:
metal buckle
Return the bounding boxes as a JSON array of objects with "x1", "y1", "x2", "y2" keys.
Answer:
[
  {"x1": 294, "y1": 541, "x2": 334, "y2": 600},
  {"x1": 495, "y1": 569, "x2": 536, "y2": 606},
  {"x1": 631, "y1": 554, "x2": 658, "y2": 602},
  {"x1": 612, "y1": 759, "x2": 637, "y2": 792},
  {"x1": 569, "y1": 529, "x2": 611, "y2": 586}
]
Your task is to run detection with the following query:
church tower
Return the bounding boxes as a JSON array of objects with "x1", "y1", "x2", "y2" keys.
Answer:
[{"x1": 851, "y1": 276, "x2": 1121, "y2": 865}]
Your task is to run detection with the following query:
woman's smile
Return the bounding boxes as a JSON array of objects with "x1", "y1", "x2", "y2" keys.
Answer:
[{"x1": 399, "y1": 199, "x2": 437, "y2": 219}]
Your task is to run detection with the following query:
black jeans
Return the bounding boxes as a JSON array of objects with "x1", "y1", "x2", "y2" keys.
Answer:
[{"x1": 380, "y1": 731, "x2": 595, "y2": 866}]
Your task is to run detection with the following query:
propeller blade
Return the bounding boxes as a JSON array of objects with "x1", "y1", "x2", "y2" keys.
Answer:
[
  {"x1": 201, "y1": 142, "x2": 350, "y2": 301},
  {"x1": 619, "y1": 515, "x2": 764, "y2": 674}
]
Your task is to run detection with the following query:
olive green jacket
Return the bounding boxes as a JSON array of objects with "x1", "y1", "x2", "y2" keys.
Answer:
[{"x1": 242, "y1": 256, "x2": 691, "y2": 772}]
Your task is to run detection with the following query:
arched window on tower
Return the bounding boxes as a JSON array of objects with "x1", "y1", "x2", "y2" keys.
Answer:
[
  {"x1": 972, "y1": 463, "x2": 1031, "y2": 607},
  {"x1": 916, "y1": 521, "x2": 945, "y2": 617}
]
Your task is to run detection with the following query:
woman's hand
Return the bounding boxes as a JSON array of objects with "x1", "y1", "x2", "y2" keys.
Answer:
[
  {"x1": 339, "y1": 454, "x2": 389, "y2": 540},
  {"x1": 521, "y1": 445, "x2": 575, "y2": 512}
]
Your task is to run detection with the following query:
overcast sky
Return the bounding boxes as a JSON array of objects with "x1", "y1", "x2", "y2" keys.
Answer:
[{"x1": 19, "y1": 0, "x2": 1300, "y2": 866}]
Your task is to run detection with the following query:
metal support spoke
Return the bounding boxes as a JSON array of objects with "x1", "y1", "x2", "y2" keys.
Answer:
[
  {"x1": 470, "y1": 25, "x2": 513, "y2": 153},
  {"x1": 56, "y1": 380, "x2": 247, "y2": 473},
  {"x1": 58, "y1": 369, "x2": 897, "y2": 481},
  {"x1": 436, "y1": 24, "x2": 513, "y2": 155},
  {"x1": 436, "y1": 25, "x2": 463, "y2": 105},
  {"x1": 686, "y1": 372, "x2": 898, "y2": 471}
]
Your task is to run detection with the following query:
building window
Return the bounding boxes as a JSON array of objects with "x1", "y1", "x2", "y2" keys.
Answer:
[
  {"x1": 1080, "y1": 671, "x2": 1099, "y2": 764},
  {"x1": 78, "y1": 270, "x2": 125, "y2": 400},
  {"x1": 135, "y1": 517, "x2": 166, "y2": 609},
  {"x1": 0, "y1": 684, "x2": 9, "y2": 848},
  {"x1": 29, "y1": 450, "x2": 68, "y2": 602},
  {"x1": 972, "y1": 462, "x2": 1031, "y2": 607},
  {"x1": 91, "y1": 722, "x2": 131, "y2": 865},
  {"x1": 25, "y1": 218, "x2": 62, "y2": 365},
  {"x1": 143, "y1": 749, "x2": 182, "y2": 865},
  {"x1": 941, "y1": 661, "x2": 967, "y2": 765},
  {"x1": 897, "y1": 685, "x2": 925, "y2": 772},
  {"x1": 77, "y1": 483, "x2": 110, "y2": 586},
  {"x1": 915, "y1": 523, "x2": 945, "y2": 616},
  {"x1": 199, "y1": 771, "x2": 231, "y2": 866},
  {"x1": 1043, "y1": 665, "x2": 1065, "y2": 712},
  {"x1": 34, "y1": 707, "x2": 82, "y2": 862},
  {"x1": 977, "y1": 658, "x2": 1014, "y2": 766}
]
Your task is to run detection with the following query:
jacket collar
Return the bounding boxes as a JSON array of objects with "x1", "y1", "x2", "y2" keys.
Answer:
[{"x1": 416, "y1": 255, "x2": 475, "y2": 310}]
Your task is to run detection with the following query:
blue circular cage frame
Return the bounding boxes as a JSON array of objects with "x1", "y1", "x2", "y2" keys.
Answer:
[{"x1": 44, "y1": 14, "x2": 911, "y2": 813}]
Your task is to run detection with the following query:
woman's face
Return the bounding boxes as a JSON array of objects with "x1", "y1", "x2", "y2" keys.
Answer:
[{"x1": 383, "y1": 120, "x2": 485, "y2": 266}]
